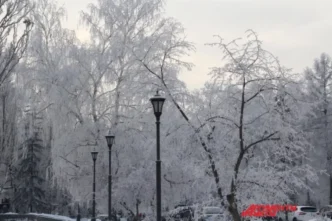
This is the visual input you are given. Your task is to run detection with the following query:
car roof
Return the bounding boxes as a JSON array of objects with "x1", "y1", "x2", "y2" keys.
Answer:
[{"x1": 296, "y1": 206, "x2": 317, "y2": 208}]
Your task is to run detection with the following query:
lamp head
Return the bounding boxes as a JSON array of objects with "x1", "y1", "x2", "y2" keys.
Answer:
[
  {"x1": 150, "y1": 90, "x2": 166, "y2": 118},
  {"x1": 105, "y1": 135, "x2": 115, "y2": 150},
  {"x1": 91, "y1": 151, "x2": 98, "y2": 161}
]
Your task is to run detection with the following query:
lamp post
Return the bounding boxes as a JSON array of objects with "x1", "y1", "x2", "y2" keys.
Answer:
[
  {"x1": 105, "y1": 135, "x2": 115, "y2": 221},
  {"x1": 150, "y1": 90, "x2": 165, "y2": 221},
  {"x1": 91, "y1": 151, "x2": 98, "y2": 221},
  {"x1": 77, "y1": 203, "x2": 81, "y2": 221}
]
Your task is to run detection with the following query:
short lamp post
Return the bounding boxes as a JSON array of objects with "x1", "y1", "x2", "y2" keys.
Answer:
[
  {"x1": 91, "y1": 151, "x2": 98, "y2": 221},
  {"x1": 105, "y1": 135, "x2": 115, "y2": 221},
  {"x1": 150, "y1": 90, "x2": 165, "y2": 221}
]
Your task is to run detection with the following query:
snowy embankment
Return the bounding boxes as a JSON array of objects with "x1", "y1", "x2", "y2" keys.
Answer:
[
  {"x1": 28, "y1": 213, "x2": 76, "y2": 221},
  {"x1": 81, "y1": 218, "x2": 101, "y2": 221},
  {"x1": 2, "y1": 213, "x2": 102, "y2": 221},
  {"x1": 309, "y1": 217, "x2": 332, "y2": 221}
]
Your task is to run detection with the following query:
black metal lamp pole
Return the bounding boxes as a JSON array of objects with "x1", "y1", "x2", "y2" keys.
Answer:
[
  {"x1": 150, "y1": 90, "x2": 165, "y2": 221},
  {"x1": 105, "y1": 135, "x2": 115, "y2": 221},
  {"x1": 77, "y1": 203, "x2": 81, "y2": 221},
  {"x1": 91, "y1": 151, "x2": 98, "y2": 221}
]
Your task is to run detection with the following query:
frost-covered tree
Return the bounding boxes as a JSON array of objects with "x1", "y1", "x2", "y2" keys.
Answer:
[
  {"x1": 303, "y1": 53, "x2": 332, "y2": 204},
  {"x1": 13, "y1": 109, "x2": 47, "y2": 213},
  {"x1": 0, "y1": 0, "x2": 33, "y2": 86},
  {"x1": 49, "y1": 0, "x2": 196, "y2": 213},
  {"x1": 133, "y1": 6, "x2": 239, "y2": 215},
  {"x1": 10, "y1": 0, "x2": 326, "y2": 219},
  {"x1": 0, "y1": 0, "x2": 33, "y2": 199},
  {"x1": 12, "y1": 0, "x2": 75, "y2": 207},
  {"x1": 185, "y1": 30, "x2": 318, "y2": 221},
  {"x1": 0, "y1": 83, "x2": 18, "y2": 198},
  {"x1": 17, "y1": 0, "x2": 81, "y2": 202}
]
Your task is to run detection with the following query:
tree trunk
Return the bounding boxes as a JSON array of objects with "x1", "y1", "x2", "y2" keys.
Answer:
[
  {"x1": 227, "y1": 193, "x2": 241, "y2": 221},
  {"x1": 329, "y1": 175, "x2": 332, "y2": 205},
  {"x1": 227, "y1": 75, "x2": 246, "y2": 221},
  {"x1": 161, "y1": 82, "x2": 225, "y2": 206},
  {"x1": 2, "y1": 94, "x2": 6, "y2": 153},
  {"x1": 136, "y1": 199, "x2": 140, "y2": 217}
]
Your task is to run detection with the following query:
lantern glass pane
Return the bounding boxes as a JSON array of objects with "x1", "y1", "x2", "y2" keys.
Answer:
[
  {"x1": 153, "y1": 100, "x2": 159, "y2": 113},
  {"x1": 91, "y1": 151, "x2": 98, "y2": 160},
  {"x1": 105, "y1": 135, "x2": 115, "y2": 146},
  {"x1": 158, "y1": 100, "x2": 164, "y2": 113}
]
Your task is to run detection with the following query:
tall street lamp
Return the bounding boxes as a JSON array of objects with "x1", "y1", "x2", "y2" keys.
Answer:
[
  {"x1": 150, "y1": 90, "x2": 166, "y2": 221},
  {"x1": 105, "y1": 135, "x2": 115, "y2": 221},
  {"x1": 91, "y1": 151, "x2": 98, "y2": 221}
]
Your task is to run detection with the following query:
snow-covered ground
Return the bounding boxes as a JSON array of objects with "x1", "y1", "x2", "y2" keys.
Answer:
[
  {"x1": 28, "y1": 213, "x2": 76, "y2": 221},
  {"x1": 80, "y1": 218, "x2": 101, "y2": 221},
  {"x1": 1, "y1": 213, "x2": 104, "y2": 221},
  {"x1": 308, "y1": 217, "x2": 332, "y2": 221}
]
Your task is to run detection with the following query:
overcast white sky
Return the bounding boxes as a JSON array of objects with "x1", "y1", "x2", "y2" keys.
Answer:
[{"x1": 57, "y1": 0, "x2": 332, "y2": 90}]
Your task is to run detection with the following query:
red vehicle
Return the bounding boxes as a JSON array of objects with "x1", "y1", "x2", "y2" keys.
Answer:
[{"x1": 241, "y1": 204, "x2": 297, "y2": 221}]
